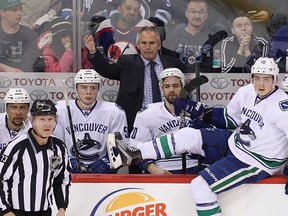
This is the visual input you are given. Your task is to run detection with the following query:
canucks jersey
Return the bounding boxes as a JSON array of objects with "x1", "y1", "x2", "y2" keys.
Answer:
[
  {"x1": 130, "y1": 102, "x2": 198, "y2": 171},
  {"x1": 225, "y1": 84, "x2": 288, "y2": 175},
  {"x1": 0, "y1": 112, "x2": 31, "y2": 150},
  {"x1": 53, "y1": 100, "x2": 128, "y2": 164}
]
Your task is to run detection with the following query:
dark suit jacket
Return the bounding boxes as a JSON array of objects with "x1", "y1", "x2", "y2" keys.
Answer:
[{"x1": 88, "y1": 49, "x2": 185, "y2": 132}]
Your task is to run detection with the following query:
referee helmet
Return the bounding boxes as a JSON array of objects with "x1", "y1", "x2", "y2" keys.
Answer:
[{"x1": 31, "y1": 99, "x2": 57, "y2": 116}]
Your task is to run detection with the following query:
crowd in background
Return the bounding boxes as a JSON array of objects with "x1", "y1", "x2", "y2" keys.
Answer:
[{"x1": 1, "y1": 0, "x2": 288, "y2": 73}]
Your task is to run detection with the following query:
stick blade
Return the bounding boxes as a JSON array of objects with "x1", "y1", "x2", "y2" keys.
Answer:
[{"x1": 180, "y1": 75, "x2": 208, "y2": 99}]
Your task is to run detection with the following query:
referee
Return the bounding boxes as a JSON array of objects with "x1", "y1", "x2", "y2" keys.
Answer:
[{"x1": 0, "y1": 99, "x2": 71, "y2": 216}]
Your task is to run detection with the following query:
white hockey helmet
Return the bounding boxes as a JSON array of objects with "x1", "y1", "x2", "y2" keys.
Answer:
[
  {"x1": 74, "y1": 69, "x2": 101, "y2": 88},
  {"x1": 251, "y1": 57, "x2": 279, "y2": 81},
  {"x1": 4, "y1": 88, "x2": 31, "y2": 106},
  {"x1": 280, "y1": 74, "x2": 288, "y2": 93},
  {"x1": 159, "y1": 68, "x2": 186, "y2": 88}
]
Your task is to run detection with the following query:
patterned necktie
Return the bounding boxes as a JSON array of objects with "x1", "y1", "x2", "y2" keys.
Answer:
[{"x1": 149, "y1": 61, "x2": 162, "y2": 103}]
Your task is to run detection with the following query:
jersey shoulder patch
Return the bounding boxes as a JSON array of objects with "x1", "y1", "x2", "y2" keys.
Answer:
[
  {"x1": 138, "y1": 105, "x2": 149, "y2": 113},
  {"x1": 279, "y1": 99, "x2": 288, "y2": 111}
]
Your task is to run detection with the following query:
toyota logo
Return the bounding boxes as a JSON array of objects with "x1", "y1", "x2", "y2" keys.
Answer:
[
  {"x1": 102, "y1": 90, "x2": 118, "y2": 102},
  {"x1": 0, "y1": 76, "x2": 12, "y2": 88},
  {"x1": 210, "y1": 77, "x2": 229, "y2": 89},
  {"x1": 66, "y1": 77, "x2": 75, "y2": 89},
  {"x1": 30, "y1": 90, "x2": 48, "y2": 100}
]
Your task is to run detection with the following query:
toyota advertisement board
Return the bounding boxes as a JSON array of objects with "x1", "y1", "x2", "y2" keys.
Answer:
[{"x1": 0, "y1": 73, "x2": 285, "y2": 112}]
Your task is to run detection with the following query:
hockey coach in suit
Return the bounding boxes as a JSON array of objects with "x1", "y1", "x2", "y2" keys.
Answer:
[{"x1": 85, "y1": 26, "x2": 186, "y2": 134}]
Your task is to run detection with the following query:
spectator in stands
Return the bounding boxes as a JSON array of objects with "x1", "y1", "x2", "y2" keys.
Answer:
[
  {"x1": 94, "y1": 0, "x2": 153, "y2": 62},
  {"x1": 61, "y1": 0, "x2": 114, "y2": 21},
  {"x1": 221, "y1": 14, "x2": 268, "y2": 73},
  {"x1": 266, "y1": 13, "x2": 288, "y2": 41},
  {"x1": 163, "y1": 0, "x2": 209, "y2": 52},
  {"x1": 104, "y1": 0, "x2": 175, "y2": 25},
  {"x1": 0, "y1": 0, "x2": 40, "y2": 72},
  {"x1": 21, "y1": 0, "x2": 62, "y2": 31},
  {"x1": 38, "y1": 16, "x2": 73, "y2": 72},
  {"x1": 208, "y1": 0, "x2": 288, "y2": 38},
  {"x1": 268, "y1": 24, "x2": 288, "y2": 73},
  {"x1": 163, "y1": 0, "x2": 222, "y2": 73}
]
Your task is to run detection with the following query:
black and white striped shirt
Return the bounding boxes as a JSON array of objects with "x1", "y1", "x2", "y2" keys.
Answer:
[{"x1": 0, "y1": 128, "x2": 71, "y2": 214}]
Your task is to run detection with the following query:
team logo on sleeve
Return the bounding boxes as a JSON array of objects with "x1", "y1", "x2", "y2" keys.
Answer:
[{"x1": 279, "y1": 100, "x2": 288, "y2": 111}]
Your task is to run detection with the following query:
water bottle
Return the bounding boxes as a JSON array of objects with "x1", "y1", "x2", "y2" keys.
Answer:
[{"x1": 212, "y1": 49, "x2": 221, "y2": 72}]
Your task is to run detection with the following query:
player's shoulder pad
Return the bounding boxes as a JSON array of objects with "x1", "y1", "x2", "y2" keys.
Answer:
[
  {"x1": 138, "y1": 105, "x2": 149, "y2": 113},
  {"x1": 279, "y1": 99, "x2": 288, "y2": 111}
]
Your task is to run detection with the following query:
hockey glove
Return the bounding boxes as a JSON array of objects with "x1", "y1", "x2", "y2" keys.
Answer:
[
  {"x1": 69, "y1": 157, "x2": 88, "y2": 173},
  {"x1": 87, "y1": 156, "x2": 115, "y2": 174},
  {"x1": 174, "y1": 98, "x2": 206, "y2": 120},
  {"x1": 190, "y1": 118, "x2": 213, "y2": 129}
]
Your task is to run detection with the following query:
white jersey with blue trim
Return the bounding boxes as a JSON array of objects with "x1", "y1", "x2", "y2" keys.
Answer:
[
  {"x1": 130, "y1": 102, "x2": 198, "y2": 171},
  {"x1": 53, "y1": 100, "x2": 128, "y2": 164},
  {"x1": 0, "y1": 112, "x2": 31, "y2": 150},
  {"x1": 226, "y1": 84, "x2": 288, "y2": 175}
]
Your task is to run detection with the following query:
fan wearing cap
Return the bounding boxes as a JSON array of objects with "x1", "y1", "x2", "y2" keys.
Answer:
[
  {"x1": 40, "y1": 16, "x2": 73, "y2": 72},
  {"x1": 0, "y1": 99, "x2": 71, "y2": 216},
  {"x1": 0, "y1": 88, "x2": 31, "y2": 150},
  {"x1": 53, "y1": 69, "x2": 128, "y2": 173},
  {"x1": 0, "y1": 0, "x2": 40, "y2": 72},
  {"x1": 21, "y1": 0, "x2": 61, "y2": 31}
]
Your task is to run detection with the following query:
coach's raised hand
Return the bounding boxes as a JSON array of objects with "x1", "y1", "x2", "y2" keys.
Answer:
[{"x1": 174, "y1": 98, "x2": 206, "y2": 120}]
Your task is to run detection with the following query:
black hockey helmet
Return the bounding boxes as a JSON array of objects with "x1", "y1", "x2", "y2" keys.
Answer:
[{"x1": 30, "y1": 99, "x2": 57, "y2": 116}]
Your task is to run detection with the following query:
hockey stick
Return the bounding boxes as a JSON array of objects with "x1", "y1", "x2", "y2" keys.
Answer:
[
  {"x1": 179, "y1": 75, "x2": 209, "y2": 174},
  {"x1": 180, "y1": 75, "x2": 209, "y2": 99},
  {"x1": 62, "y1": 80, "x2": 87, "y2": 173}
]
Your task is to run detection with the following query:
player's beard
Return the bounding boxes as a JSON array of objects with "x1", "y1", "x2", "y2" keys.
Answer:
[
  {"x1": 8, "y1": 117, "x2": 24, "y2": 130},
  {"x1": 165, "y1": 94, "x2": 179, "y2": 104}
]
